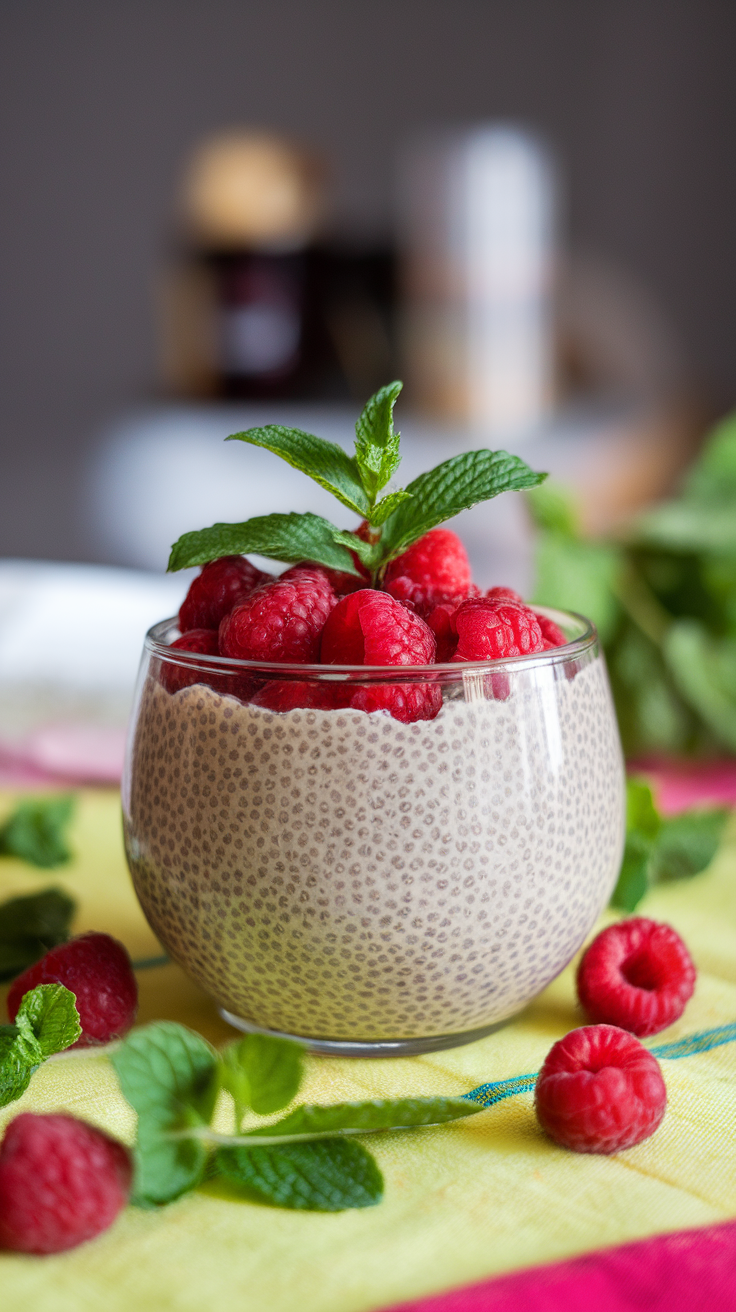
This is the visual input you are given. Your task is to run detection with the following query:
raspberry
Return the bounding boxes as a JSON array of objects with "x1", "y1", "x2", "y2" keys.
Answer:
[
  {"x1": 7, "y1": 932, "x2": 138, "y2": 1047},
  {"x1": 320, "y1": 590, "x2": 439, "y2": 722},
  {"x1": 383, "y1": 528, "x2": 473, "y2": 615},
  {"x1": 577, "y1": 918, "x2": 696, "y2": 1037},
  {"x1": 219, "y1": 568, "x2": 336, "y2": 664},
  {"x1": 451, "y1": 598, "x2": 545, "y2": 662},
  {"x1": 426, "y1": 602, "x2": 459, "y2": 662},
  {"x1": 320, "y1": 589, "x2": 436, "y2": 666},
  {"x1": 535, "y1": 1025, "x2": 667, "y2": 1154},
  {"x1": 0, "y1": 1113, "x2": 132, "y2": 1253},
  {"x1": 162, "y1": 630, "x2": 254, "y2": 701},
  {"x1": 179, "y1": 555, "x2": 269, "y2": 631},
  {"x1": 485, "y1": 586, "x2": 524, "y2": 604},
  {"x1": 249, "y1": 680, "x2": 349, "y2": 713},
  {"x1": 536, "y1": 613, "x2": 567, "y2": 650}
]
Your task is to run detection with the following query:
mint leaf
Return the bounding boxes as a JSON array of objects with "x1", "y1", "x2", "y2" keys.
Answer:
[
  {"x1": 663, "y1": 622, "x2": 736, "y2": 752},
  {"x1": 626, "y1": 778, "x2": 661, "y2": 841},
  {"x1": 215, "y1": 1138, "x2": 382, "y2": 1211},
  {"x1": 379, "y1": 450, "x2": 546, "y2": 562},
  {"x1": 168, "y1": 512, "x2": 363, "y2": 576},
  {"x1": 532, "y1": 534, "x2": 622, "y2": 644},
  {"x1": 220, "y1": 1033, "x2": 303, "y2": 1121},
  {"x1": 227, "y1": 426, "x2": 369, "y2": 518},
  {"x1": 0, "y1": 983, "x2": 80, "y2": 1108},
  {"x1": 15, "y1": 982, "x2": 81, "y2": 1058},
  {"x1": 369, "y1": 489, "x2": 413, "y2": 527},
  {"x1": 0, "y1": 795, "x2": 75, "y2": 868},
  {"x1": 611, "y1": 832, "x2": 652, "y2": 911},
  {"x1": 353, "y1": 380, "x2": 403, "y2": 503},
  {"x1": 526, "y1": 482, "x2": 579, "y2": 536},
  {"x1": 111, "y1": 1022, "x2": 219, "y2": 1206},
  {"x1": 651, "y1": 809, "x2": 728, "y2": 883},
  {"x1": 634, "y1": 502, "x2": 736, "y2": 554},
  {"x1": 0, "y1": 888, "x2": 76, "y2": 982},
  {"x1": 243, "y1": 1095, "x2": 479, "y2": 1141}
]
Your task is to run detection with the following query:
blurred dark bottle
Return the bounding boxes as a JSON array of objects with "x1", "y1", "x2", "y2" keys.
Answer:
[{"x1": 158, "y1": 131, "x2": 396, "y2": 401}]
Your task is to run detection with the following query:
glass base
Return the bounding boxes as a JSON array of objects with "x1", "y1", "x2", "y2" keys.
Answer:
[{"x1": 218, "y1": 1008, "x2": 520, "y2": 1057}]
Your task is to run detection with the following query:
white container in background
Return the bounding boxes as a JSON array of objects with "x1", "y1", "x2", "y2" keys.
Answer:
[{"x1": 400, "y1": 125, "x2": 557, "y2": 434}]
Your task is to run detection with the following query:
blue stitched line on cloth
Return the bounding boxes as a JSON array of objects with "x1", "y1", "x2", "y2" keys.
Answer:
[{"x1": 463, "y1": 1020, "x2": 736, "y2": 1108}]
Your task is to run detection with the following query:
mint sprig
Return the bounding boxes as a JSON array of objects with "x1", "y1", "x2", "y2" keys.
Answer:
[
  {"x1": 112, "y1": 1021, "x2": 482, "y2": 1212},
  {"x1": 0, "y1": 887, "x2": 76, "y2": 982},
  {"x1": 611, "y1": 778, "x2": 727, "y2": 912},
  {"x1": 168, "y1": 380, "x2": 546, "y2": 582},
  {"x1": 0, "y1": 983, "x2": 81, "y2": 1108},
  {"x1": 0, "y1": 794, "x2": 75, "y2": 869}
]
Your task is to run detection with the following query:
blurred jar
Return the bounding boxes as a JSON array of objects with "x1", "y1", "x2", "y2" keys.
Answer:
[
  {"x1": 400, "y1": 125, "x2": 557, "y2": 434},
  {"x1": 159, "y1": 130, "x2": 396, "y2": 400}
]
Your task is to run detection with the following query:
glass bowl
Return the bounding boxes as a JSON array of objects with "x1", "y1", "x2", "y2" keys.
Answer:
[{"x1": 122, "y1": 608, "x2": 625, "y2": 1056}]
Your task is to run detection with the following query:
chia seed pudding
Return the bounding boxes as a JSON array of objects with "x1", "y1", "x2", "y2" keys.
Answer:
[{"x1": 123, "y1": 646, "x2": 625, "y2": 1048}]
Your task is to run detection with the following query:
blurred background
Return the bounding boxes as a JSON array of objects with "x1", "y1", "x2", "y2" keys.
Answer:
[{"x1": 1, "y1": 0, "x2": 736, "y2": 783}]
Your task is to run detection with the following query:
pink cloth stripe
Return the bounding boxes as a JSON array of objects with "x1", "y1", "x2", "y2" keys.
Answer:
[{"x1": 382, "y1": 1221, "x2": 736, "y2": 1312}]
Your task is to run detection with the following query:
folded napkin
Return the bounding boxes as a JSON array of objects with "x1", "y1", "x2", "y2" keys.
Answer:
[{"x1": 0, "y1": 789, "x2": 734, "y2": 1312}]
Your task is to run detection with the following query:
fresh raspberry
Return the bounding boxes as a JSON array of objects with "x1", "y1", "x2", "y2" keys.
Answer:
[
  {"x1": 321, "y1": 589, "x2": 436, "y2": 666},
  {"x1": 577, "y1": 918, "x2": 696, "y2": 1037},
  {"x1": 249, "y1": 680, "x2": 349, "y2": 713},
  {"x1": 451, "y1": 598, "x2": 545, "y2": 662},
  {"x1": 219, "y1": 568, "x2": 336, "y2": 664},
  {"x1": 0, "y1": 1114, "x2": 132, "y2": 1253},
  {"x1": 7, "y1": 933, "x2": 138, "y2": 1047},
  {"x1": 535, "y1": 1025, "x2": 667, "y2": 1154},
  {"x1": 320, "y1": 590, "x2": 439, "y2": 722},
  {"x1": 485, "y1": 586, "x2": 524, "y2": 605},
  {"x1": 426, "y1": 602, "x2": 459, "y2": 662},
  {"x1": 162, "y1": 630, "x2": 254, "y2": 701},
  {"x1": 536, "y1": 613, "x2": 567, "y2": 650},
  {"x1": 383, "y1": 528, "x2": 473, "y2": 616},
  {"x1": 179, "y1": 555, "x2": 270, "y2": 631}
]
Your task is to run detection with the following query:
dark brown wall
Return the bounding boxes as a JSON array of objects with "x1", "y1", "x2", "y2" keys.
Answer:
[{"x1": 0, "y1": 0, "x2": 734, "y2": 560}]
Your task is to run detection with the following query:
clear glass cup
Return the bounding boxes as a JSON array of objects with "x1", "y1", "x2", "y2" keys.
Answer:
[{"x1": 122, "y1": 609, "x2": 625, "y2": 1056}]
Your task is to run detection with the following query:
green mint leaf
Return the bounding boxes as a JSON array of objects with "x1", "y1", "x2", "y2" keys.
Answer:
[
  {"x1": 244, "y1": 1095, "x2": 479, "y2": 1140},
  {"x1": 650, "y1": 809, "x2": 728, "y2": 883},
  {"x1": 353, "y1": 380, "x2": 403, "y2": 502},
  {"x1": 663, "y1": 622, "x2": 736, "y2": 753},
  {"x1": 379, "y1": 450, "x2": 546, "y2": 562},
  {"x1": 214, "y1": 1137, "x2": 382, "y2": 1212},
  {"x1": 15, "y1": 982, "x2": 81, "y2": 1058},
  {"x1": 226, "y1": 426, "x2": 369, "y2": 518},
  {"x1": 220, "y1": 1033, "x2": 303, "y2": 1121},
  {"x1": 111, "y1": 1022, "x2": 219, "y2": 1206},
  {"x1": 683, "y1": 410, "x2": 736, "y2": 503},
  {"x1": 0, "y1": 1026, "x2": 35, "y2": 1107},
  {"x1": 633, "y1": 502, "x2": 736, "y2": 554},
  {"x1": 610, "y1": 832, "x2": 653, "y2": 911},
  {"x1": 0, "y1": 795, "x2": 75, "y2": 868},
  {"x1": 168, "y1": 512, "x2": 363, "y2": 576},
  {"x1": 626, "y1": 778, "x2": 662, "y2": 841},
  {"x1": 0, "y1": 984, "x2": 80, "y2": 1109},
  {"x1": 0, "y1": 888, "x2": 76, "y2": 983},
  {"x1": 369, "y1": 489, "x2": 413, "y2": 527}
]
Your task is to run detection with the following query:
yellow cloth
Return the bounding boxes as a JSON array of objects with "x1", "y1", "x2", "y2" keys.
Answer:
[{"x1": 1, "y1": 789, "x2": 735, "y2": 1312}]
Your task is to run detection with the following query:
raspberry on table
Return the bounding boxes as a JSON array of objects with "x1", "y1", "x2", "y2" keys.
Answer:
[
  {"x1": 383, "y1": 528, "x2": 473, "y2": 616},
  {"x1": 0, "y1": 1113, "x2": 132, "y2": 1253},
  {"x1": 535, "y1": 1024, "x2": 667, "y2": 1154},
  {"x1": 7, "y1": 932, "x2": 138, "y2": 1047},
  {"x1": 179, "y1": 555, "x2": 270, "y2": 631},
  {"x1": 320, "y1": 589, "x2": 439, "y2": 722},
  {"x1": 536, "y1": 613, "x2": 567, "y2": 649},
  {"x1": 577, "y1": 918, "x2": 696, "y2": 1037},
  {"x1": 451, "y1": 598, "x2": 545, "y2": 662},
  {"x1": 219, "y1": 568, "x2": 336, "y2": 664}
]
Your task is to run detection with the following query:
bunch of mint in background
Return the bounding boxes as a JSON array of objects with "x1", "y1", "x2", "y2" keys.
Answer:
[
  {"x1": 112, "y1": 1021, "x2": 481, "y2": 1212},
  {"x1": 528, "y1": 410, "x2": 736, "y2": 758},
  {"x1": 168, "y1": 380, "x2": 546, "y2": 581},
  {"x1": 0, "y1": 983, "x2": 81, "y2": 1107},
  {"x1": 0, "y1": 795, "x2": 77, "y2": 981},
  {"x1": 612, "y1": 778, "x2": 727, "y2": 911}
]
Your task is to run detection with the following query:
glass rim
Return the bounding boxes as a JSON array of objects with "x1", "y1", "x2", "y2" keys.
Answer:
[{"x1": 144, "y1": 606, "x2": 598, "y2": 682}]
